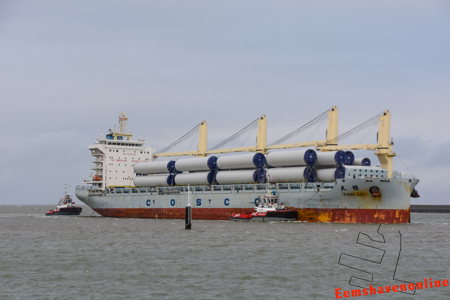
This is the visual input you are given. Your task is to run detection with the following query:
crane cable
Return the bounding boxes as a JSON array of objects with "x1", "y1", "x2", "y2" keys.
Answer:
[
  {"x1": 326, "y1": 111, "x2": 385, "y2": 145},
  {"x1": 208, "y1": 116, "x2": 260, "y2": 151},
  {"x1": 268, "y1": 107, "x2": 331, "y2": 146},
  {"x1": 156, "y1": 123, "x2": 201, "y2": 154}
]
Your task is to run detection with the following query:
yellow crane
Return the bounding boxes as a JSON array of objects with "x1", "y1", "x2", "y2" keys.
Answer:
[
  {"x1": 318, "y1": 110, "x2": 396, "y2": 178},
  {"x1": 153, "y1": 106, "x2": 396, "y2": 178}
]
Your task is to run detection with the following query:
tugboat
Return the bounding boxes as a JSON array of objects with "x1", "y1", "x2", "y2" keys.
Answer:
[
  {"x1": 45, "y1": 185, "x2": 82, "y2": 216},
  {"x1": 230, "y1": 178, "x2": 298, "y2": 222}
]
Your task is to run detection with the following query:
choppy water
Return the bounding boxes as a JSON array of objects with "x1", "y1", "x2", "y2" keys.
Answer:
[{"x1": 1, "y1": 205, "x2": 449, "y2": 300}]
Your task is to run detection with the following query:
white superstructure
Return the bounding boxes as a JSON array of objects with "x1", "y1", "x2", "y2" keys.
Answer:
[{"x1": 85, "y1": 112, "x2": 155, "y2": 190}]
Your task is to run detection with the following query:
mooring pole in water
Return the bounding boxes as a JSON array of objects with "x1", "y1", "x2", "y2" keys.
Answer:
[{"x1": 185, "y1": 184, "x2": 192, "y2": 230}]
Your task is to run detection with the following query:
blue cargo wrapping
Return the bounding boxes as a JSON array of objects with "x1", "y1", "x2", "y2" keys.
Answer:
[
  {"x1": 335, "y1": 150, "x2": 346, "y2": 165},
  {"x1": 207, "y1": 156, "x2": 218, "y2": 170},
  {"x1": 207, "y1": 171, "x2": 216, "y2": 184},
  {"x1": 253, "y1": 153, "x2": 266, "y2": 168},
  {"x1": 335, "y1": 166, "x2": 346, "y2": 179},
  {"x1": 304, "y1": 149, "x2": 318, "y2": 165},
  {"x1": 167, "y1": 161, "x2": 176, "y2": 173},
  {"x1": 167, "y1": 174, "x2": 175, "y2": 186},
  {"x1": 305, "y1": 165, "x2": 317, "y2": 182},
  {"x1": 344, "y1": 151, "x2": 355, "y2": 165},
  {"x1": 253, "y1": 169, "x2": 267, "y2": 183},
  {"x1": 361, "y1": 158, "x2": 371, "y2": 166}
]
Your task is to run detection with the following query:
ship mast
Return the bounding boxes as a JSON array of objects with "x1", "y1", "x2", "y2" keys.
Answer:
[{"x1": 112, "y1": 112, "x2": 133, "y2": 141}]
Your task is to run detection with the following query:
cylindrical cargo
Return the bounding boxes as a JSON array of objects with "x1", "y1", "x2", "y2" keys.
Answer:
[
  {"x1": 266, "y1": 166, "x2": 316, "y2": 183},
  {"x1": 353, "y1": 158, "x2": 371, "y2": 166},
  {"x1": 134, "y1": 175, "x2": 174, "y2": 187},
  {"x1": 316, "y1": 166, "x2": 346, "y2": 182},
  {"x1": 266, "y1": 149, "x2": 317, "y2": 167},
  {"x1": 134, "y1": 161, "x2": 176, "y2": 174},
  {"x1": 175, "y1": 156, "x2": 218, "y2": 172},
  {"x1": 173, "y1": 171, "x2": 215, "y2": 186},
  {"x1": 216, "y1": 153, "x2": 266, "y2": 170},
  {"x1": 315, "y1": 151, "x2": 346, "y2": 166},
  {"x1": 215, "y1": 169, "x2": 266, "y2": 185},
  {"x1": 344, "y1": 151, "x2": 355, "y2": 165}
]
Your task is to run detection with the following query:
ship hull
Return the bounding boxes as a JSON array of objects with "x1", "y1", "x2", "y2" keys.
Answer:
[
  {"x1": 93, "y1": 207, "x2": 410, "y2": 223},
  {"x1": 45, "y1": 207, "x2": 82, "y2": 216},
  {"x1": 76, "y1": 176, "x2": 418, "y2": 223}
]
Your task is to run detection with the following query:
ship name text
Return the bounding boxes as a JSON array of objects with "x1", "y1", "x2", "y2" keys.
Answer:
[{"x1": 343, "y1": 192, "x2": 364, "y2": 197}]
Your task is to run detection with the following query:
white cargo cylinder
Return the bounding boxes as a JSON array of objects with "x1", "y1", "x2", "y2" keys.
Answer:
[
  {"x1": 266, "y1": 149, "x2": 317, "y2": 167},
  {"x1": 353, "y1": 158, "x2": 371, "y2": 166},
  {"x1": 315, "y1": 151, "x2": 346, "y2": 166},
  {"x1": 266, "y1": 167, "x2": 309, "y2": 183},
  {"x1": 217, "y1": 153, "x2": 266, "y2": 170},
  {"x1": 175, "y1": 156, "x2": 217, "y2": 172},
  {"x1": 134, "y1": 161, "x2": 175, "y2": 174},
  {"x1": 316, "y1": 166, "x2": 345, "y2": 182},
  {"x1": 134, "y1": 175, "x2": 170, "y2": 187},
  {"x1": 174, "y1": 172, "x2": 213, "y2": 185},
  {"x1": 316, "y1": 169, "x2": 336, "y2": 182},
  {"x1": 215, "y1": 169, "x2": 265, "y2": 185}
]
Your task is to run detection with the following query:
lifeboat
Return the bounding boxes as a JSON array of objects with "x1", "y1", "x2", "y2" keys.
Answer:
[{"x1": 93, "y1": 175, "x2": 102, "y2": 181}]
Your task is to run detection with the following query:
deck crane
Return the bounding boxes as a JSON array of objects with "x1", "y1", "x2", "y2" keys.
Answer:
[{"x1": 153, "y1": 106, "x2": 396, "y2": 178}]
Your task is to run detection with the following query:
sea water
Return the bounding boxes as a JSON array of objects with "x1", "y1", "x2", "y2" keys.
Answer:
[{"x1": 1, "y1": 205, "x2": 449, "y2": 300}]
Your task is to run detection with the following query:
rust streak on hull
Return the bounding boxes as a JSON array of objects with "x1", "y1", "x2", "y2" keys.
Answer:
[
  {"x1": 94, "y1": 207, "x2": 410, "y2": 223},
  {"x1": 296, "y1": 208, "x2": 410, "y2": 223}
]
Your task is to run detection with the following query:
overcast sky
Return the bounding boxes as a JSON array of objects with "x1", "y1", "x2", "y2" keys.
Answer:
[{"x1": 1, "y1": 0, "x2": 449, "y2": 205}]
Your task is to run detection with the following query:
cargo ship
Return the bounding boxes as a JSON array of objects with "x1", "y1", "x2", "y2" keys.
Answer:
[{"x1": 75, "y1": 107, "x2": 419, "y2": 223}]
